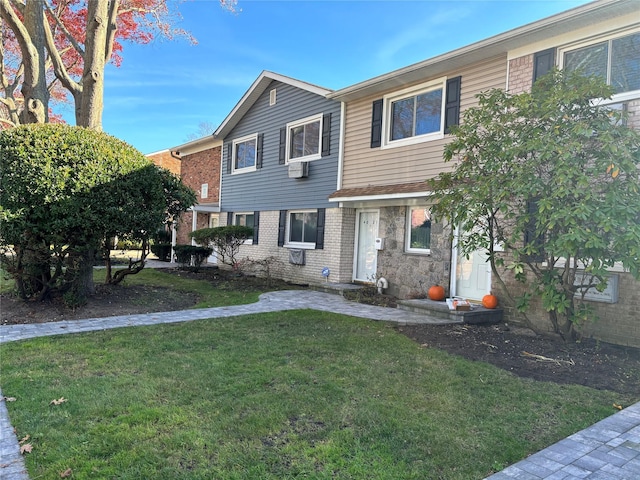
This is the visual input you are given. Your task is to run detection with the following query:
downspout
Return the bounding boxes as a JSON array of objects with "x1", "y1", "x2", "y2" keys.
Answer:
[{"x1": 336, "y1": 101, "x2": 346, "y2": 191}]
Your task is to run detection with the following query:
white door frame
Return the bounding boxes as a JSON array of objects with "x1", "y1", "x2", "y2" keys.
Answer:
[
  {"x1": 353, "y1": 209, "x2": 380, "y2": 282},
  {"x1": 450, "y1": 225, "x2": 492, "y2": 299}
]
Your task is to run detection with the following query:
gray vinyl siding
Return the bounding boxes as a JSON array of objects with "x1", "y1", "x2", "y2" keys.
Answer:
[{"x1": 221, "y1": 81, "x2": 340, "y2": 212}]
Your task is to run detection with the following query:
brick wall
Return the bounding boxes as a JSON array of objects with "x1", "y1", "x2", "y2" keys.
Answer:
[
  {"x1": 174, "y1": 146, "x2": 221, "y2": 245},
  {"x1": 180, "y1": 147, "x2": 221, "y2": 203},
  {"x1": 147, "y1": 150, "x2": 181, "y2": 175},
  {"x1": 220, "y1": 208, "x2": 355, "y2": 285},
  {"x1": 508, "y1": 54, "x2": 533, "y2": 94}
]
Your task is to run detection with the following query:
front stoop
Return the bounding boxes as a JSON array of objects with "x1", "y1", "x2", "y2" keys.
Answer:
[
  {"x1": 397, "y1": 299, "x2": 503, "y2": 325},
  {"x1": 310, "y1": 282, "x2": 364, "y2": 296}
]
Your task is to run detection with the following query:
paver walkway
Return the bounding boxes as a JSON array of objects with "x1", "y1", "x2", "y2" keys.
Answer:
[{"x1": 1, "y1": 289, "x2": 639, "y2": 479}]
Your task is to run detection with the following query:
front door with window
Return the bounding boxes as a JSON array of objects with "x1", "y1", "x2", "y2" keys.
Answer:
[{"x1": 354, "y1": 210, "x2": 379, "y2": 282}]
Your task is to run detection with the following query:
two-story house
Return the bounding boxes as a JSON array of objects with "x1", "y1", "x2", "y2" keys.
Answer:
[
  {"x1": 328, "y1": 0, "x2": 639, "y2": 345},
  {"x1": 214, "y1": 71, "x2": 354, "y2": 285}
]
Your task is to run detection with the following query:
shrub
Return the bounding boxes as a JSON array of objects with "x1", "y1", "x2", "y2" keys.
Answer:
[{"x1": 173, "y1": 245, "x2": 213, "y2": 272}]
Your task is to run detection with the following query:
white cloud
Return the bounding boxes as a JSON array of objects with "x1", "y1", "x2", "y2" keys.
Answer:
[{"x1": 376, "y1": 6, "x2": 474, "y2": 63}]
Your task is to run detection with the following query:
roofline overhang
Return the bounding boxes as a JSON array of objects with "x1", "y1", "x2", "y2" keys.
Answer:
[
  {"x1": 329, "y1": 190, "x2": 435, "y2": 204},
  {"x1": 214, "y1": 70, "x2": 333, "y2": 139},
  {"x1": 328, "y1": 0, "x2": 637, "y2": 102},
  {"x1": 188, "y1": 204, "x2": 220, "y2": 213},
  {"x1": 172, "y1": 136, "x2": 223, "y2": 156}
]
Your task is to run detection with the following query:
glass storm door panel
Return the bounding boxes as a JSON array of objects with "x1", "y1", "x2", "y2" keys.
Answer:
[
  {"x1": 354, "y1": 211, "x2": 379, "y2": 282},
  {"x1": 455, "y1": 249, "x2": 490, "y2": 301}
]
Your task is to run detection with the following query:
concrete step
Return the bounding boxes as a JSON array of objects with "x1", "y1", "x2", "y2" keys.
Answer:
[
  {"x1": 310, "y1": 282, "x2": 364, "y2": 296},
  {"x1": 397, "y1": 298, "x2": 503, "y2": 325}
]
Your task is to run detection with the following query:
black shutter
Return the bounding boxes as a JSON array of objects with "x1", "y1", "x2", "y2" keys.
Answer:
[
  {"x1": 278, "y1": 127, "x2": 287, "y2": 164},
  {"x1": 370, "y1": 99, "x2": 383, "y2": 148},
  {"x1": 524, "y1": 198, "x2": 545, "y2": 262},
  {"x1": 315, "y1": 208, "x2": 325, "y2": 250},
  {"x1": 226, "y1": 143, "x2": 232, "y2": 174},
  {"x1": 321, "y1": 113, "x2": 331, "y2": 157},
  {"x1": 277, "y1": 210, "x2": 287, "y2": 247},
  {"x1": 444, "y1": 76, "x2": 462, "y2": 134},
  {"x1": 256, "y1": 134, "x2": 264, "y2": 169},
  {"x1": 252, "y1": 211, "x2": 260, "y2": 244},
  {"x1": 533, "y1": 48, "x2": 555, "y2": 82},
  {"x1": 227, "y1": 211, "x2": 233, "y2": 226}
]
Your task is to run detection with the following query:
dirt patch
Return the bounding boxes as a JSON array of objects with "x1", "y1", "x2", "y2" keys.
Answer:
[
  {"x1": 397, "y1": 322, "x2": 640, "y2": 396},
  {"x1": 2, "y1": 267, "x2": 639, "y2": 396}
]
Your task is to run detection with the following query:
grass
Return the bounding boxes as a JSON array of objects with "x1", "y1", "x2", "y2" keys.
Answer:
[
  {"x1": 101, "y1": 268, "x2": 264, "y2": 308},
  {"x1": 2, "y1": 310, "x2": 633, "y2": 480}
]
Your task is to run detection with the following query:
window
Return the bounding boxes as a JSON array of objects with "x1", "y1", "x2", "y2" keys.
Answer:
[
  {"x1": 234, "y1": 213, "x2": 254, "y2": 229},
  {"x1": 562, "y1": 30, "x2": 640, "y2": 100},
  {"x1": 201, "y1": 183, "x2": 208, "y2": 199},
  {"x1": 383, "y1": 79, "x2": 446, "y2": 148},
  {"x1": 286, "y1": 114, "x2": 322, "y2": 162},
  {"x1": 287, "y1": 211, "x2": 318, "y2": 247},
  {"x1": 406, "y1": 208, "x2": 431, "y2": 254},
  {"x1": 232, "y1": 134, "x2": 257, "y2": 173}
]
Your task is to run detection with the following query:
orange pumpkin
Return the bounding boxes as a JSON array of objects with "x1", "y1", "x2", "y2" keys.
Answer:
[
  {"x1": 428, "y1": 285, "x2": 446, "y2": 301},
  {"x1": 482, "y1": 294, "x2": 498, "y2": 309}
]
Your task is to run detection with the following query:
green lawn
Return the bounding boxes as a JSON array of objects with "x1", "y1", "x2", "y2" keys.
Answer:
[{"x1": 2, "y1": 310, "x2": 632, "y2": 480}]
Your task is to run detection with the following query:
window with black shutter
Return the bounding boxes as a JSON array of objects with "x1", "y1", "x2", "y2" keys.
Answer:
[
  {"x1": 444, "y1": 76, "x2": 462, "y2": 134},
  {"x1": 370, "y1": 99, "x2": 383, "y2": 148},
  {"x1": 533, "y1": 48, "x2": 555, "y2": 82}
]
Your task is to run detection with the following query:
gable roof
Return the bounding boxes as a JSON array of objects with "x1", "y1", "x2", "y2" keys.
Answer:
[
  {"x1": 328, "y1": 0, "x2": 638, "y2": 102},
  {"x1": 213, "y1": 71, "x2": 333, "y2": 139}
]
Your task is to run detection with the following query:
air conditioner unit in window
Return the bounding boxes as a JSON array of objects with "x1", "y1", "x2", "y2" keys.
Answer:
[{"x1": 288, "y1": 162, "x2": 309, "y2": 179}]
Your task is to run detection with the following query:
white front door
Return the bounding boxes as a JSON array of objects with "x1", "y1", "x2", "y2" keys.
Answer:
[
  {"x1": 208, "y1": 214, "x2": 219, "y2": 264},
  {"x1": 354, "y1": 210, "x2": 379, "y2": 282},
  {"x1": 455, "y1": 250, "x2": 490, "y2": 300}
]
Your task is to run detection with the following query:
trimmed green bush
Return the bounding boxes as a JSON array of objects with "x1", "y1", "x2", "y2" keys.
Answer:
[{"x1": 173, "y1": 245, "x2": 213, "y2": 272}]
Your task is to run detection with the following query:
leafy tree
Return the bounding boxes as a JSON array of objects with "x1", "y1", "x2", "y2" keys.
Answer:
[
  {"x1": 429, "y1": 69, "x2": 640, "y2": 340},
  {"x1": 0, "y1": 0, "x2": 236, "y2": 129},
  {"x1": 0, "y1": 124, "x2": 196, "y2": 304},
  {"x1": 190, "y1": 225, "x2": 253, "y2": 271}
]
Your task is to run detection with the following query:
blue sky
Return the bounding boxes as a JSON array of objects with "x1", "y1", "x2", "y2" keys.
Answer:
[{"x1": 74, "y1": 0, "x2": 591, "y2": 154}]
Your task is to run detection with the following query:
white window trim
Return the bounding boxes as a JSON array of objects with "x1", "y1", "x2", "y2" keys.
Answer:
[
  {"x1": 285, "y1": 209, "x2": 317, "y2": 249},
  {"x1": 233, "y1": 212, "x2": 254, "y2": 245},
  {"x1": 285, "y1": 114, "x2": 323, "y2": 164},
  {"x1": 232, "y1": 133, "x2": 258, "y2": 175},
  {"x1": 200, "y1": 183, "x2": 208, "y2": 199},
  {"x1": 381, "y1": 77, "x2": 447, "y2": 149},
  {"x1": 558, "y1": 26, "x2": 640, "y2": 105},
  {"x1": 405, "y1": 207, "x2": 432, "y2": 255}
]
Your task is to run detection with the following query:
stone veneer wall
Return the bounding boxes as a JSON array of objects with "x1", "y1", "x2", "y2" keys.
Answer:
[
  {"x1": 375, "y1": 206, "x2": 451, "y2": 299},
  {"x1": 222, "y1": 208, "x2": 356, "y2": 286}
]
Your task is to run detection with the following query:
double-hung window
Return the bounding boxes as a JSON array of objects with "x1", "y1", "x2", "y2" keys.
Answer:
[
  {"x1": 406, "y1": 207, "x2": 431, "y2": 254},
  {"x1": 561, "y1": 30, "x2": 640, "y2": 102},
  {"x1": 233, "y1": 212, "x2": 254, "y2": 244},
  {"x1": 383, "y1": 78, "x2": 446, "y2": 148},
  {"x1": 287, "y1": 211, "x2": 318, "y2": 247},
  {"x1": 286, "y1": 114, "x2": 322, "y2": 163},
  {"x1": 234, "y1": 212, "x2": 254, "y2": 229},
  {"x1": 232, "y1": 134, "x2": 257, "y2": 173}
]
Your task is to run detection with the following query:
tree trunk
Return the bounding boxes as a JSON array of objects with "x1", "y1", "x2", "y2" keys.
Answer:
[
  {"x1": 0, "y1": 0, "x2": 49, "y2": 124},
  {"x1": 77, "y1": 1, "x2": 107, "y2": 129}
]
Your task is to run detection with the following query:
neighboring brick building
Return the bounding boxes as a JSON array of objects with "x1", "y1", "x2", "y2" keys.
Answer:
[
  {"x1": 146, "y1": 149, "x2": 181, "y2": 175},
  {"x1": 170, "y1": 137, "x2": 223, "y2": 248}
]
